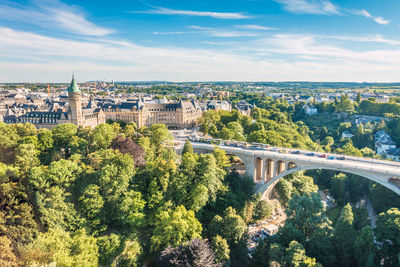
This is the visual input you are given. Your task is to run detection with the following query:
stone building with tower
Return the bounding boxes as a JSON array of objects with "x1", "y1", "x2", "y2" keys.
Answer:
[
  {"x1": 4, "y1": 76, "x2": 106, "y2": 129},
  {"x1": 3, "y1": 75, "x2": 202, "y2": 129}
]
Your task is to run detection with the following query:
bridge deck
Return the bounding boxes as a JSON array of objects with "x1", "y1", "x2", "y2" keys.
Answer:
[{"x1": 189, "y1": 142, "x2": 400, "y2": 177}]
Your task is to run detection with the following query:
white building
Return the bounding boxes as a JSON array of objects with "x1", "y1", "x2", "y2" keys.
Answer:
[
  {"x1": 341, "y1": 130, "x2": 354, "y2": 139},
  {"x1": 304, "y1": 105, "x2": 318, "y2": 115},
  {"x1": 386, "y1": 148, "x2": 400, "y2": 161},
  {"x1": 375, "y1": 130, "x2": 397, "y2": 155}
]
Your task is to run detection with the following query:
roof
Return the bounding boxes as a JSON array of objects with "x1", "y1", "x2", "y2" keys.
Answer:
[
  {"x1": 386, "y1": 148, "x2": 400, "y2": 156},
  {"x1": 68, "y1": 75, "x2": 81, "y2": 93}
]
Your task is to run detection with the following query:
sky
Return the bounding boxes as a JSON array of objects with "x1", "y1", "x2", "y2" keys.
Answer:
[{"x1": 1, "y1": 0, "x2": 400, "y2": 82}]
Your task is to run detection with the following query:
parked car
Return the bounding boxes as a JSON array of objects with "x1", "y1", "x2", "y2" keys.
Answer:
[
  {"x1": 279, "y1": 149, "x2": 288, "y2": 154},
  {"x1": 270, "y1": 148, "x2": 278, "y2": 152},
  {"x1": 291, "y1": 150, "x2": 301, "y2": 154},
  {"x1": 305, "y1": 152, "x2": 316, "y2": 156},
  {"x1": 319, "y1": 154, "x2": 327, "y2": 158},
  {"x1": 327, "y1": 156, "x2": 335, "y2": 160},
  {"x1": 337, "y1": 156, "x2": 346, "y2": 160}
]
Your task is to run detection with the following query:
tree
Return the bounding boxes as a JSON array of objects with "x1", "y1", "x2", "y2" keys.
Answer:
[
  {"x1": 250, "y1": 239, "x2": 269, "y2": 267},
  {"x1": 0, "y1": 122, "x2": 20, "y2": 149},
  {"x1": 330, "y1": 173, "x2": 347, "y2": 206},
  {"x1": 335, "y1": 140, "x2": 362, "y2": 157},
  {"x1": 182, "y1": 140, "x2": 193, "y2": 155},
  {"x1": 193, "y1": 154, "x2": 227, "y2": 204},
  {"x1": 78, "y1": 184, "x2": 105, "y2": 232},
  {"x1": 283, "y1": 241, "x2": 321, "y2": 267},
  {"x1": 90, "y1": 124, "x2": 117, "y2": 151},
  {"x1": 124, "y1": 122, "x2": 137, "y2": 138},
  {"x1": 253, "y1": 198, "x2": 272, "y2": 221},
  {"x1": 209, "y1": 207, "x2": 247, "y2": 245},
  {"x1": 158, "y1": 239, "x2": 222, "y2": 267},
  {"x1": 111, "y1": 135, "x2": 146, "y2": 167},
  {"x1": 356, "y1": 92, "x2": 362, "y2": 104},
  {"x1": 334, "y1": 203, "x2": 356, "y2": 266},
  {"x1": 151, "y1": 205, "x2": 202, "y2": 252},
  {"x1": 14, "y1": 143, "x2": 39, "y2": 174},
  {"x1": 150, "y1": 124, "x2": 172, "y2": 153},
  {"x1": 336, "y1": 94, "x2": 354, "y2": 113},
  {"x1": 21, "y1": 228, "x2": 98, "y2": 267},
  {"x1": 52, "y1": 123, "x2": 78, "y2": 150},
  {"x1": 360, "y1": 147, "x2": 375, "y2": 157},
  {"x1": 0, "y1": 235, "x2": 18, "y2": 266},
  {"x1": 354, "y1": 226, "x2": 375, "y2": 267},
  {"x1": 281, "y1": 193, "x2": 331, "y2": 242},
  {"x1": 269, "y1": 242, "x2": 284, "y2": 266},
  {"x1": 375, "y1": 208, "x2": 400, "y2": 266},
  {"x1": 211, "y1": 235, "x2": 230, "y2": 265},
  {"x1": 213, "y1": 147, "x2": 231, "y2": 169},
  {"x1": 277, "y1": 172, "x2": 318, "y2": 205},
  {"x1": 97, "y1": 234, "x2": 122, "y2": 266},
  {"x1": 114, "y1": 239, "x2": 142, "y2": 267}
]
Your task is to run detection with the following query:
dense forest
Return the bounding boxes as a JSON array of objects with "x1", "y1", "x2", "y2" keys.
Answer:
[{"x1": 1, "y1": 98, "x2": 400, "y2": 266}]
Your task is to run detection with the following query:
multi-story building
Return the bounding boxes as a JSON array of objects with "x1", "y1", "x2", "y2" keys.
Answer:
[
  {"x1": 103, "y1": 99, "x2": 202, "y2": 128},
  {"x1": 3, "y1": 76, "x2": 203, "y2": 129},
  {"x1": 4, "y1": 76, "x2": 106, "y2": 129}
]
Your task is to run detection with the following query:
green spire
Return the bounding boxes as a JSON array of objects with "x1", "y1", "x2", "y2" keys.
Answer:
[{"x1": 68, "y1": 75, "x2": 81, "y2": 93}]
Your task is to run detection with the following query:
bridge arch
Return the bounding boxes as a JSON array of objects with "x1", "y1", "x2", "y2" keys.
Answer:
[
  {"x1": 256, "y1": 165, "x2": 400, "y2": 199},
  {"x1": 189, "y1": 143, "x2": 400, "y2": 198}
]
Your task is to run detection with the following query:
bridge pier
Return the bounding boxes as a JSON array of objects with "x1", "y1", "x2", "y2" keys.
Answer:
[
  {"x1": 190, "y1": 142, "x2": 400, "y2": 198},
  {"x1": 255, "y1": 157, "x2": 263, "y2": 183},
  {"x1": 266, "y1": 159, "x2": 274, "y2": 181}
]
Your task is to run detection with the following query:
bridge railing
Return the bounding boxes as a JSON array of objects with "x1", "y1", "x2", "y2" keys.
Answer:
[{"x1": 186, "y1": 138, "x2": 400, "y2": 169}]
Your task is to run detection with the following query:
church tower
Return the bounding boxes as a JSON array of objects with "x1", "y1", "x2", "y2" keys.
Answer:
[{"x1": 68, "y1": 75, "x2": 83, "y2": 126}]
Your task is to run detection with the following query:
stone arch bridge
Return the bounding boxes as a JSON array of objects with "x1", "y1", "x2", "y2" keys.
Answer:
[{"x1": 184, "y1": 142, "x2": 400, "y2": 199}]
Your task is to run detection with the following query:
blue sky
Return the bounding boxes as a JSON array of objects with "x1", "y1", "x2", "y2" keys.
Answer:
[{"x1": 1, "y1": 0, "x2": 400, "y2": 82}]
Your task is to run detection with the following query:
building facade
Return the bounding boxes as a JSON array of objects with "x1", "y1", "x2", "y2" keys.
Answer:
[
  {"x1": 4, "y1": 76, "x2": 106, "y2": 129},
  {"x1": 103, "y1": 99, "x2": 202, "y2": 128}
]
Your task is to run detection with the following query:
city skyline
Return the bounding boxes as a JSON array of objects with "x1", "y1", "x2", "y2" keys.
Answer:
[{"x1": 1, "y1": 0, "x2": 400, "y2": 82}]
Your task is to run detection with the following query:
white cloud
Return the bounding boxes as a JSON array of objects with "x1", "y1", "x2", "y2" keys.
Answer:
[
  {"x1": 373, "y1": 17, "x2": 390, "y2": 25},
  {"x1": 152, "y1": 31, "x2": 184, "y2": 35},
  {"x1": 187, "y1": 25, "x2": 259, "y2": 37},
  {"x1": 207, "y1": 30, "x2": 259, "y2": 37},
  {"x1": 2, "y1": 27, "x2": 400, "y2": 82},
  {"x1": 0, "y1": 0, "x2": 113, "y2": 36},
  {"x1": 273, "y1": 0, "x2": 340, "y2": 14},
  {"x1": 187, "y1": 25, "x2": 214, "y2": 30},
  {"x1": 325, "y1": 34, "x2": 400, "y2": 45},
  {"x1": 203, "y1": 41, "x2": 236, "y2": 45},
  {"x1": 235, "y1": 24, "x2": 275, "y2": 30},
  {"x1": 354, "y1": 9, "x2": 390, "y2": 25},
  {"x1": 135, "y1": 7, "x2": 251, "y2": 19}
]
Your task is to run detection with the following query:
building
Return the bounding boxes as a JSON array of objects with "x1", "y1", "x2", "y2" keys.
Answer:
[
  {"x1": 205, "y1": 100, "x2": 231, "y2": 112},
  {"x1": 303, "y1": 105, "x2": 318, "y2": 115},
  {"x1": 4, "y1": 76, "x2": 106, "y2": 129},
  {"x1": 385, "y1": 148, "x2": 400, "y2": 161},
  {"x1": 341, "y1": 130, "x2": 354, "y2": 139},
  {"x1": 375, "y1": 130, "x2": 397, "y2": 155},
  {"x1": 235, "y1": 100, "x2": 254, "y2": 116},
  {"x1": 103, "y1": 99, "x2": 202, "y2": 129},
  {"x1": 298, "y1": 95, "x2": 314, "y2": 103}
]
